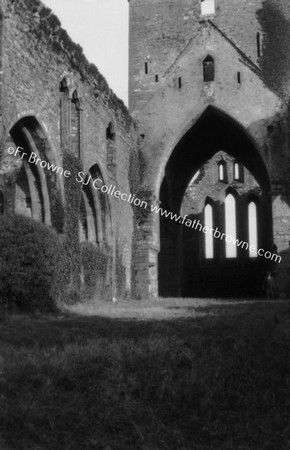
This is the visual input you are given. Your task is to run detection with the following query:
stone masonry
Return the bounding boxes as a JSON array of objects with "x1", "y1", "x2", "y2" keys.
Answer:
[{"x1": 1, "y1": 0, "x2": 290, "y2": 301}]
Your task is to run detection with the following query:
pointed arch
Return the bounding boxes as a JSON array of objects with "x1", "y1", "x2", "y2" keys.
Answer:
[
  {"x1": 2, "y1": 115, "x2": 63, "y2": 229},
  {"x1": 79, "y1": 176, "x2": 99, "y2": 244},
  {"x1": 88, "y1": 163, "x2": 113, "y2": 248},
  {"x1": 157, "y1": 105, "x2": 271, "y2": 206},
  {"x1": 157, "y1": 105, "x2": 272, "y2": 297},
  {"x1": 60, "y1": 77, "x2": 70, "y2": 152},
  {"x1": 71, "y1": 89, "x2": 82, "y2": 159}
]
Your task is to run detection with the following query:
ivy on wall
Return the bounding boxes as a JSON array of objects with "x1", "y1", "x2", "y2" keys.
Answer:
[
  {"x1": 59, "y1": 152, "x2": 83, "y2": 305},
  {"x1": 80, "y1": 242, "x2": 110, "y2": 301}
]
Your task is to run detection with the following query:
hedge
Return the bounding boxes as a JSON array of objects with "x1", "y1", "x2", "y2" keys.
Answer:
[{"x1": 0, "y1": 214, "x2": 62, "y2": 311}]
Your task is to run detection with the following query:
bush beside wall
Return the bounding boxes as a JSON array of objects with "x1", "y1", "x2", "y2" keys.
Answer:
[{"x1": 0, "y1": 214, "x2": 62, "y2": 311}]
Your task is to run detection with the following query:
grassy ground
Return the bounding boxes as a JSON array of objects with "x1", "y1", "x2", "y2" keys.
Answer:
[{"x1": 0, "y1": 298, "x2": 290, "y2": 450}]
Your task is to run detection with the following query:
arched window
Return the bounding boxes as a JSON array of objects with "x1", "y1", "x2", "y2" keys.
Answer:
[
  {"x1": 106, "y1": 122, "x2": 116, "y2": 177},
  {"x1": 60, "y1": 78, "x2": 69, "y2": 152},
  {"x1": 203, "y1": 55, "x2": 215, "y2": 82},
  {"x1": 204, "y1": 202, "x2": 214, "y2": 259},
  {"x1": 248, "y1": 201, "x2": 258, "y2": 257},
  {"x1": 234, "y1": 162, "x2": 239, "y2": 180},
  {"x1": 225, "y1": 193, "x2": 237, "y2": 258},
  {"x1": 218, "y1": 160, "x2": 227, "y2": 182},
  {"x1": 201, "y1": 0, "x2": 216, "y2": 16},
  {"x1": 71, "y1": 90, "x2": 82, "y2": 159},
  {"x1": 233, "y1": 162, "x2": 244, "y2": 182},
  {"x1": 79, "y1": 179, "x2": 98, "y2": 244}
]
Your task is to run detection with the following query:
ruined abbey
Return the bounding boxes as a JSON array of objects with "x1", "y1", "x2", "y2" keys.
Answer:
[{"x1": 0, "y1": 0, "x2": 290, "y2": 306}]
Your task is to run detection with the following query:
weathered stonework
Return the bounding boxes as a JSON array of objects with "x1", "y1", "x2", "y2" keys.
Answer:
[
  {"x1": 129, "y1": 0, "x2": 290, "y2": 298},
  {"x1": 0, "y1": 0, "x2": 137, "y2": 301},
  {"x1": 1, "y1": 0, "x2": 290, "y2": 301}
]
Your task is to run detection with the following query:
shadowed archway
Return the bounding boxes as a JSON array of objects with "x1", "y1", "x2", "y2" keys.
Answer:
[
  {"x1": 2, "y1": 116, "x2": 62, "y2": 228},
  {"x1": 158, "y1": 106, "x2": 272, "y2": 298}
]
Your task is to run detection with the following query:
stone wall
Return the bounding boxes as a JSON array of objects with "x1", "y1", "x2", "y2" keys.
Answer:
[
  {"x1": 0, "y1": 0, "x2": 138, "y2": 301},
  {"x1": 129, "y1": 0, "x2": 290, "y2": 298}
]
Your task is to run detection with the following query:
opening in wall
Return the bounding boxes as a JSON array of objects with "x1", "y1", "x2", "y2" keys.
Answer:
[
  {"x1": 204, "y1": 202, "x2": 214, "y2": 259},
  {"x1": 256, "y1": 32, "x2": 261, "y2": 58},
  {"x1": 233, "y1": 162, "x2": 244, "y2": 182},
  {"x1": 225, "y1": 192, "x2": 237, "y2": 258},
  {"x1": 71, "y1": 90, "x2": 81, "y2": 159},
  {"x1": 218, "y1": 160, "x2": 227, "y2": 182},
  {"x1": 203, "y1": 55, "x2": 215, "y2": 82},
  {"x1": 145, "y1": 62, "x2": 148, "y2": 74},
  {"x1": 201, "y1": 0, "x2": 215, "y2": 16},
  {"x1": 248, "y1": 201, "x2": 258, "y2": 257}
]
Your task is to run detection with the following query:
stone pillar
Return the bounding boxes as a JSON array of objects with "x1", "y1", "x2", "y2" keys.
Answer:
[
  {"x1": 275, "y1": 245, "x2": 290, "y2": 298},
  {"x1": 134, "y1": 245, "x2": 158, "y2": 299},
  {"x1": 272, "y1": 183, "x2": 290, "y2": 252},
  {"x1": 271, "y1": 179, "x2": 290, "y2": 298},
  {"x1": 132, "y1": 194, "x2": 159, "y2": 299}
]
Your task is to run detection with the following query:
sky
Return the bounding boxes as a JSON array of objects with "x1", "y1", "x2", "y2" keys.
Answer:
[{"x1": 42, "y1": 0, "x2": 129, "y2": 105}]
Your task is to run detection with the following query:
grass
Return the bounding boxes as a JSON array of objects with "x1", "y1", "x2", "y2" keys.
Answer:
[{"x1": 0, "y1": 299, "x2": 290, "y2": 449}]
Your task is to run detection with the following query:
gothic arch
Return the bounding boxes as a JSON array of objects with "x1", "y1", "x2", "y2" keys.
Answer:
[
  {"x1": 71, "y1": 89, "x2": 82, "y2": 159},
  {"x1": 79, "y1": 177, "x2": 99, "y2": 244},
  {"x1": 2, "y1": 116, "x2": 63, "y2": 228},
  {"x1": 158, "y1": 106, "x2": 272, "y2": 298},
  {"x1": 153, "y1": 105, "x2": 270, "y2": 202},
  {"x1": 87, "y1": 163, "x2": 113, "y2": 248}
]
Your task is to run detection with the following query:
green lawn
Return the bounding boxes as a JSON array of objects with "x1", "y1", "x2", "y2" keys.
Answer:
[{"x1": 0, "y1": 299, "x2": 290, "y2": 449}]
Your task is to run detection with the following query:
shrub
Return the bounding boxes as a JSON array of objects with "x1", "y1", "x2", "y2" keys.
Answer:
[
  {"x1": 0, "y1": 214, "x2": 62, "y2": 311},
  {"x1": 80, "y1": 242, "x2": 110, "y2": 301}
]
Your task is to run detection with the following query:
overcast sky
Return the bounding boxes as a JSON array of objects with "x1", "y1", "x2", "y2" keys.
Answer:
[{"x1": 42, "y1": 0, "x2": 129, "y2": 105}]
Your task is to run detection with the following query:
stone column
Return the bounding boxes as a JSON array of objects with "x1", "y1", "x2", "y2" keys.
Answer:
[
  {"x1": 132, "y1": 193, "x2": 159, "y2": 299},
  {"x1": 271, "y1": 178, "x2": 290, "y2": 298}
]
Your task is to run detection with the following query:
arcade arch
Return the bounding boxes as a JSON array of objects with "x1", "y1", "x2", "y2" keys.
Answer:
[{"x1": 158, "y1": 106, "x2": 272, "y2": 298}]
